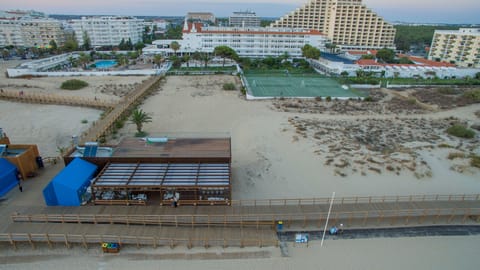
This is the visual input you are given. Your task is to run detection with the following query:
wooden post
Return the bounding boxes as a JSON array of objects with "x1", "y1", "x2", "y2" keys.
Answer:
[
  {"x1": 434, "y1": 209, "x2": 441, "y2": 224},
  {"x1": 362, "y1": 211, "x2": 368, "y2": 226},
  {"x1": 82, "y1": 235, "x2": 88, "y2": 250},
  {"x1": 8, "y1": 233, "x2": 16, "y2": 250},
  {"x1": 46, "y1": 234, "x2": 53, "y2": 249},
  {"x1": 462, "y1": 209, "x2": 470, "y2": 224},
  {"x1": 64, "y1": 234, "x2": 70, "y2": 249},
  {"x1": 28, "y1": 234, "x2": 35, "y2": 249},
  {"x1": 448, "y1": 209, "x2": 456, "y2": 224}
]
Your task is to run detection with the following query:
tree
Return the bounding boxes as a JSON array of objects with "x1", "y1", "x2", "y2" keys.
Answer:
[
  {"x1": 376, "y1": 48, "x2": 395, "y2": 64},
  {"x1": 193, "y1": 51, "x2": 211, "y2": 68},
  {"x1": 130, "y1": 109, "x2": 152, "y2": 134},
  {"x1": 78, "y1": 53, "x2": 91, "y2": 69},
  {"x1": 117, "y1": 54, "x2": 129, "y2": 66},
  {"x1": 63, "y1": 33, "x2": 78, "y2": 52},
  {"x1": 2, "y1": 49, "x2": 10, "y2": 60},
  {"x1": 134, "y1": 42, "x2": 145, "y2": 51},
  {"x1": 475, "y1": 72, "x2": 480, "y2": 80},
  {"x1": 82, "y1": 31, "x2": 91, "y2": 51},
  {"x1": 325, "y1": 43, "x2": 337, "y2": 53},
  {"x1": 182, "y1": 54, "x2": 191, "y2": 68},
  {"x1": 16, "y1": 47, "x2": 25, "y2": 59},
  {"x1": 170, "y1": 41, "x2": 180, "y2": 56},
  {"x1": 49, "y1": 40, "x2": 58, "y2": 52},
  {"x1": 153, "y1": 54, "x2": 164, "y2": 66},
  {"x1": 213, "y1": 45, "x2": 239, "y2": 66},
  {"x1": 301, "y1": 44, "x2": 320, "y2": 59}
]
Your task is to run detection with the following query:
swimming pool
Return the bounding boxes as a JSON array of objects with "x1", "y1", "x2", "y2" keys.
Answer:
[{"x1": 95, "y1": 60, "x2": 117, "y2": 69}]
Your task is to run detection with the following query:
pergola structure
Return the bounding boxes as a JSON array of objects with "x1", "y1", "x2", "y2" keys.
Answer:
[
  {"x1": 64, "y1": 136, "x2": 232, "y2": 206},
  {"x1": 92, "y1": 162, "x2": 231, "y2": 205}
]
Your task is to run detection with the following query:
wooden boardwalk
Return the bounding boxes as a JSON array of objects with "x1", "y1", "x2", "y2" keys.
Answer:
[
  {"x1": 0, "y1": 89, "x2": 115, "y2": 109},
  {"x1": 79, "y1": 76, "x2": 163, "y2": 144},
  {"x1": 3, "y1": 194, "x2": 479, "y2": 249}
]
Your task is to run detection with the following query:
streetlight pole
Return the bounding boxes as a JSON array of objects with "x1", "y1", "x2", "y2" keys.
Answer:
[{"x1": 321, "y1": 191, "x2": 335, "y2": 247}]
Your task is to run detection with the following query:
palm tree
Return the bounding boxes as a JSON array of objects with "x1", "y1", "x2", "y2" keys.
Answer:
[
  {"x1": 130, "y1": 109, "x2": 152, "y2": 134},
  {"x1": 78, "y1": 53, "x2": 91, "y2": 69},
  {"x1": 170, "y1": 41, "x2": 180, "y2": 56}
]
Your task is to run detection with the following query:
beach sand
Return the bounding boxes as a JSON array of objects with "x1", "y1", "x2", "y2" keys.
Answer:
[{"x1": 2, "y1": 236, "x2": 479, "y2": 270}]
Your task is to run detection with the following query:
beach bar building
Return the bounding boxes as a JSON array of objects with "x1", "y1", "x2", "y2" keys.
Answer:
[{"x1": 63, "y1": 136, "x2": 232, "y2": 206}]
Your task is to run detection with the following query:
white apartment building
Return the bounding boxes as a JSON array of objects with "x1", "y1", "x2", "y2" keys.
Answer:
[
  {"x1": 428, "y1": 28, "x2": 480, "y2": 68},
  {"x1": 229, "y1": 11, "x2": 261, "y2": 27},
  {"x1": 271, "y1": 0, "x2": 396, "y2": 50},
  {"x1": 143, "y1": 22, "x2": 329, "y2": 58},
  {"x1": 70, "y1": 16, "x2": 144, "y2": 47},
  {"x1": 0, "y1": 10, "x2": 64, "y2": 48},
  {"x1": 186, "y1": 12, "x2": 216, "y2": 24}
]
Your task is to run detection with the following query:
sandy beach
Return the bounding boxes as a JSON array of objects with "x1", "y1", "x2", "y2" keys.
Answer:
[{"x1": 0, "y1": 59, "x2": 479, "y2": 269}]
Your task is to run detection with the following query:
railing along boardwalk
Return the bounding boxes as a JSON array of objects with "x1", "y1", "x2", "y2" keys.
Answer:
[
  {"x1": 79, "y1": 76, "x2": 163, "y2": 144},
  {"x1": 10, "y1": 194, "x2": 480, "y2": 228},
  {"x1": 0, "y1": 233, "x2": 278, "y2": 250},
  {"x1": 0, "y1": 89, "x2": 115, "y2": 109}
]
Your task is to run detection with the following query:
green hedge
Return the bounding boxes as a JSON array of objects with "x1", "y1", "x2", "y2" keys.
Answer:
[{"x1": 60, "y1": 79, "x2": 89, "y2": 90}]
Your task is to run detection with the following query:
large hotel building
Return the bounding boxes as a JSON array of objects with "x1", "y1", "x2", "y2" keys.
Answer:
[
  {"x1": 428, "y1": 28, "x2": 480, "y2": 68},
  {"x1": 143, "y1": 22, "x2": 328, "y2": 58},
  {"x1": 70, "y1": 16, "x2": 144, "y2": 47},
  {"x1": 0, "y1": 10, "x2": 65, "y2": 48},
  {"x1": 271, "y1": 0, "x2": 396, "y2": 50}
]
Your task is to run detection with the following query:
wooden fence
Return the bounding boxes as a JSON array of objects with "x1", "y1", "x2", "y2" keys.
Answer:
[
  {"x1": 0, "y1": 233, "x2": 278, "y2": 250},
  {"x1": 0, "y1": 90, "x2": 115, "y2": 109}
]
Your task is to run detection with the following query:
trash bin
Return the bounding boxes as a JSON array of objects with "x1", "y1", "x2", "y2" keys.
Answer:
[
  {"x1": 277, "y1": 221, "x2": 283, "y2": 231},
  {"x1": 35, "y1": 156, "x2": 44, "y2": 168}
]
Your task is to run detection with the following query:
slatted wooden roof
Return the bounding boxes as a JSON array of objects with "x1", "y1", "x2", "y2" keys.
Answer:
[{"x1": 93, "y1": 163, "x2": 230, "y2": 188}]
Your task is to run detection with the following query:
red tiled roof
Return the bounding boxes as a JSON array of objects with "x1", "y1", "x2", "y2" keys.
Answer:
[{"x1": 182, "y1": 22, "x2": 325, "y2": 36}]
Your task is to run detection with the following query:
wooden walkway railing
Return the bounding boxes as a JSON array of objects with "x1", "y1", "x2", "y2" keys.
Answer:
[
  {"x1": 0, "y1": 233, "x2": 278, "y2": 250},
  {"x1": 229, "y1": 194, "x2": 480, "y2": 207},
  {"x1": 0, "y1": 90, "x2": 116, "y2": 109},
  {"x1": 79, "y1": 76, "x2": 163, "y2": 144},
  {"x1": 11, "y1": 208, "x2": 480, "y2": 228}
]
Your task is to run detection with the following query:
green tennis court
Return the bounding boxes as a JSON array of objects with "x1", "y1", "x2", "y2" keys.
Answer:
[{"x1": 243, "y1": 71, "x2": 362, "y2": 98}]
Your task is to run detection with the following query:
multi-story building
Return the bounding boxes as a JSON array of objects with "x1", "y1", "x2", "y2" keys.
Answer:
[
  {"x1": 271, "y1": 0, "x2": 396, "y2": 50},
  {"x1": 70, "y1": 16, "x2": 144, "y2": 48},
  {"x1": 428, "y1": 28, "x2": 480, "y2": 68},
  {"x1": 0, "y1": 10, "x2": 65, "y2": 48},
  {"x1": 186, "y1": 12, "x2": 216, "y2": 24},
  {"x1": 143, "y1": 22, "x2": 328, "y2": 58},
  {"x1": 229, "y1": 11, "x2": 261, "y2": 27}
]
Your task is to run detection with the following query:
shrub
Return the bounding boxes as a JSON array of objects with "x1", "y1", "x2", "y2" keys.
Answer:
[
  {"x1": 448, "y1": 152, "x2": 465, "y2": 160},
  {"x1": 363, "y1": 96, "x2": 374, "y2": 102},
  {"x1": 81, "y1": 119, "x2": 88, "y2": 124},
  {"x1": 463, "y1": 89, "x2": 480, "y2": 102},
  {"x1": 446, "y1": 125, "x2": 475, "y2": 139},
  {"x1": 471, "y1": 155, "x2": 480, "y2": 168},
  {"x1": 315, "y1": 96, "x2": 322, "y2": 101},
  {"x1": 223, "y1": 83, "x2": 236, "y2": 90},
  {"x1": 61, "y1": 79, "x2": 89, "y2": 90},
  {"x1": 115, "y1": 120, "x2": 125, "y2": 129},
  {"x1": 326, "y1": 96, "x2": 332, "y2": 102},
  {"x1": 438, "y1": 143, "x2": 453, "y2": 148}
]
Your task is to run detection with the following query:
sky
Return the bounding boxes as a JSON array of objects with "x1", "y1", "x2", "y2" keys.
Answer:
[{"x1": 0, "y1": 0, "x2": 479, "y2": 24}]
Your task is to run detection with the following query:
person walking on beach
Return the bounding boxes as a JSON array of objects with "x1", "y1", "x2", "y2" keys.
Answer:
[{"x1": 17, "y1": 172, "x2": 23, "y2": 192}]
